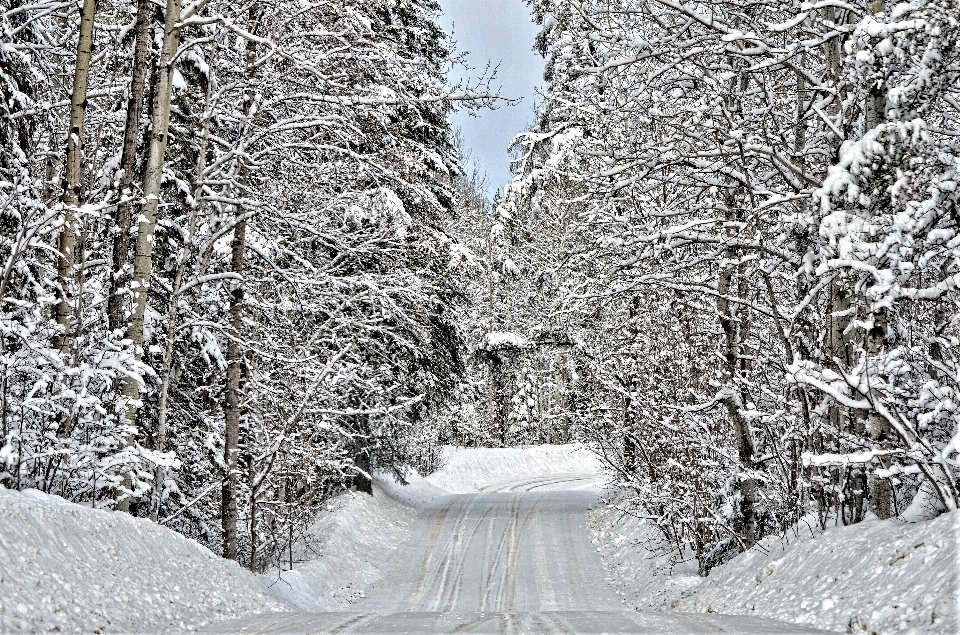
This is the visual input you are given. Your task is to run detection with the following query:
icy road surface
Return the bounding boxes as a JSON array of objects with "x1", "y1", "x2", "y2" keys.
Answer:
[{"x1": 208, "y1": 473, "x2": 826, "y2": 634}]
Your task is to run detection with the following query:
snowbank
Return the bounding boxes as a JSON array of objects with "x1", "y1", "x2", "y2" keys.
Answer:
[
  {"x1": 261, "y1": 472, "x2": 445, "y2": 611},
  {"x1": 0, "y1": 487, "x2": 287, "y2": 633},
  {"x1": 589, "y1": 494, "x2": 703, "y2": 611},
  {"x1": 675, "y1": 512, "x2": 959, "y2": 634},
  {"x1": 426, "y1": 444, "x2": 603, "y2": 493},
  {"x1": 591, "y1": 493, "x2": 959, "y2": 635}
]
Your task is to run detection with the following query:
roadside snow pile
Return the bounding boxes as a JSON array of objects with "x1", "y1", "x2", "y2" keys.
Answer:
[
  {"x1": 426, "y1": 444, "x2": 603, "y2": 493},
  {"x1": 675, "y1": 511, "x2": 958, "y2": 634},
  {"x1": 591, "y1": 493, "x2": 959, "y2": 635},
  {"x1": 588, "y1": 494, "x2": 703, "y2": 611},
  {"x1": 261, "y1": 472, "x2": 445, "y2": 611},
  {"x1": 0, "y1": 487, "x2": 287, "y2": 634}
]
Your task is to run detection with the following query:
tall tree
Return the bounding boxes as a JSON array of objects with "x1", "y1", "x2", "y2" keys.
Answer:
[
  {"x1": 54, "y1": 0, "x2": 97, "y2": 352},
  {"x1": 222, "y1": 1, "x2": 260, "y2": 560},
  {"x1": 117, "y1": 0, "x2": 184, "y2": 511},
  {"x1": 108, "y1": 0, "x2": 154, "y2": 336}
]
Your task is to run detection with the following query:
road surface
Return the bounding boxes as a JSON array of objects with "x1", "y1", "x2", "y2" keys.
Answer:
[{"x1": 207, "y1": 474, "x2": 826, "y2": 634}]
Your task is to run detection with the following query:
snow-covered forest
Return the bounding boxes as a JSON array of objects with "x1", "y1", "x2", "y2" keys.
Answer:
[
  {"x1": 1, "y1": 0, "x2": 959, "y2": 611},
  {"x1": 490, "y1": 0, "x2": 960, "y2": 570},
  {"x1": 0, "y1": 0, "x2": 503, "y2": 569}
]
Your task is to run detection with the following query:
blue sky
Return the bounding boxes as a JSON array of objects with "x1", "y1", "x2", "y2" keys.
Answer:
[{"x1": 438, "y1": 0, "x2": 544, "y2": 198}]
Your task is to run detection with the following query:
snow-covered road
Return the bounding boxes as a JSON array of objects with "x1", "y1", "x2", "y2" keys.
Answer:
[
  {"x1": 367, "y1": 489, "x2": 621, "y2": 613},
  {"x1": 208, "y1": 473, "x2": 826, "y2": 634}
]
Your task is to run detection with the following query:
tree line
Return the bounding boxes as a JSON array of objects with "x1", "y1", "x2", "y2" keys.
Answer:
[{"x1": 6, "y1": 0, "x2": 957, "y2": 580}]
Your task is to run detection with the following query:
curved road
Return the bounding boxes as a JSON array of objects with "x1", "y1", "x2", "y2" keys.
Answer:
[{"x1": 209, "y1": 475, "x2": 826, "y2": 634}]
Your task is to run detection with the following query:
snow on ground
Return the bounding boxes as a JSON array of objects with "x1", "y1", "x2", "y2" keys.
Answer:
[
  {"x1": 262, "y1": 444, "x2": 603, "y2": 611},
  {"x1": 8, "y1": 445, "x2": 953, "y2": 635},
  {"x1": 260, "y1": 472, "x2": 445, "y2": 611},
  {"x1": 0, "y1": 487, "x2": 287, "y2": 634},
  {"x1": 588, "y1": 491, "x2": 704, "y2": 612},
  {"x1": 675, "y1": 512, "x2": 959, "y2": 634},
  {"x1": 590, "y1": 492, "x2": 960, "y2": 635},
  {"x1": 424, "y1": 443, "x2": 603, "y2": 493}
]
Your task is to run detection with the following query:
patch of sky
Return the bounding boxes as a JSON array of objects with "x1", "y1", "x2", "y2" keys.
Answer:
[{"x1": 439, "y1": 0, "x2": 544, "y2": 199}]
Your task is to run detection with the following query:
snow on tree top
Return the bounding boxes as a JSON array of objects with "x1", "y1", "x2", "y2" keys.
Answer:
[{"x1": 483, "y1": 331, "x2": 529, "y2": 350}]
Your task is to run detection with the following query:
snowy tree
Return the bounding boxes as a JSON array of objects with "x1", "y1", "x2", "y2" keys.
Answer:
[
  {"x1": 502, "y1": 0, "x2": 960, "y2": 571},
  {"x1": 0, "y1": 0, "x2": 497, "y2": 572}
]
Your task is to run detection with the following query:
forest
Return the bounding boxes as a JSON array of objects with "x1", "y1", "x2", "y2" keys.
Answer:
[{"x1": 2, "y1": 0, "x2": 958, "y2": 581}]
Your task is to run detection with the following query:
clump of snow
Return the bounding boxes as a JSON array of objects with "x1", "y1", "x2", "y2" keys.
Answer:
[
  {"x1": 426, "y1": 444, "x2": 603, "y2": 493},
  {"x1": 261, "y1": 472, "x2": 445, "y2": 611},
  {"x1": 591, "y1": 491, "x2": 959, "y2": 635},
  {"x1": 482, "y1": 331, "x2": 529, "y2": 350},
  {"x1": 0, "y1": 487, "x2": 287, "y2": 633}
]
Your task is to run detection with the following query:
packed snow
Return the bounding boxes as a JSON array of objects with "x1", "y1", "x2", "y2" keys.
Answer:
[
  {"x1": 424, "y1": 444, "x2": 603, "y2": 493},
  {"x1": 590, "y1": 493, "x2": 960, "y2": 635},
  {"x1": 0, "y1": 487, "x2": 287, "y2": 633}
]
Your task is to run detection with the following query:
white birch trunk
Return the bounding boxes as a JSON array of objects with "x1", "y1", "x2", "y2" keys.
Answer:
[{"x1": 117, "y1": 0, "x2": 184, "y2": 512}]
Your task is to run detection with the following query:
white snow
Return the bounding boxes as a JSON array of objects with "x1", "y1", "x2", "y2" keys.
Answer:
[
  {"x1": 482, "y1": 331, "x2": 529, "y2": 350},
  {"x1": 0, "y1": 487, "x2": 287, "y2": 634},
  {"x1": 425, "y1": 443, "x2": 603, "y2": 493},
  {"x1": 260, "y1": 444, "x2": 603, "y2": 610},
  {"x1": 0, "y1": 445, "x2": 602, "y2": 633},
  {"x1": 675, "y1": 512, "x2": 959, "y2": 634},
  {"x1": 9, "y1": 444, "x2": 947, "y2": 635},
  {"x1": 590, "y1": 492, "x2": 960, "y2": 635},
  {"x1": 589, "y1": 491, "x2": 704, "y2": 611},
  {"x1": 259, "y1": 472, "x2": 444, "y2": 612}
]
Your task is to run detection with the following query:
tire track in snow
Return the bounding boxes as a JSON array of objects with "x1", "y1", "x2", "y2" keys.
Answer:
[{"x1": 410, "y1": 495, "x2": 492, "y2": 612}]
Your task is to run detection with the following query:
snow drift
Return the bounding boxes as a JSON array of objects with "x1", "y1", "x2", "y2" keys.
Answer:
[
  {"x1": 0, "y1": 487, "x2": 287, "y2": 633},
  {"x1": 259, "y1": 472, "x2": 443, "y2": 612},
  {"x1": 589, "y1": 497, "x2": 704, "y2": 612},
  {"x1": 674, "y1": 512, "x2": 959, "y2": 634},
  {"x1": 591, "y1": 496, "x2": 959, "y2": 635}
]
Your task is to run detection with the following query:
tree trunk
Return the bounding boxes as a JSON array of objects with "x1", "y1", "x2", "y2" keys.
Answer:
[
  {"x1": 222, "y1": 7, "x2": 260, "y2": 556},
  {"x1": 55, "y1": 0, "x2": 97, "y2": 352},
  {"x1": 864, "y1": 0, "x2": 893, "y2": 520},
  {"x1": 247, "y1": 452, "x2": 258, "y2": 572},
  {"x1": 148, "y1": 52, "x2": 217, "y2": 522},
  {"x1": 221, "y1": 212, "x2": 246, "y2": 559},
  {"x1": 354, "y1": 448, "x2": 373, "y2": 496},
  {"x1": 717, "y1": 209, "x2": 756, "y2": 548},
  {"x1": 867, "y1": 308, "x2": 894, "y2": 519},
  {"x1": 108, "y1": 0, "x2": 153, "y2": 336},
  {"x1": 822, "y1": 7, "x2": 841, "y2": 97},
  {"x1": 864, "y1": 1, "x2": 886, "y2": 132},
  {"x1": 117, "y1": 0, "x2": 183, "y2": 512},
  {"x1": 622, "y1": 395, "x2": 637, "y2": 475},
  {"x1": 828, "y1": 275, "x2": 853, "y2": 433}
]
